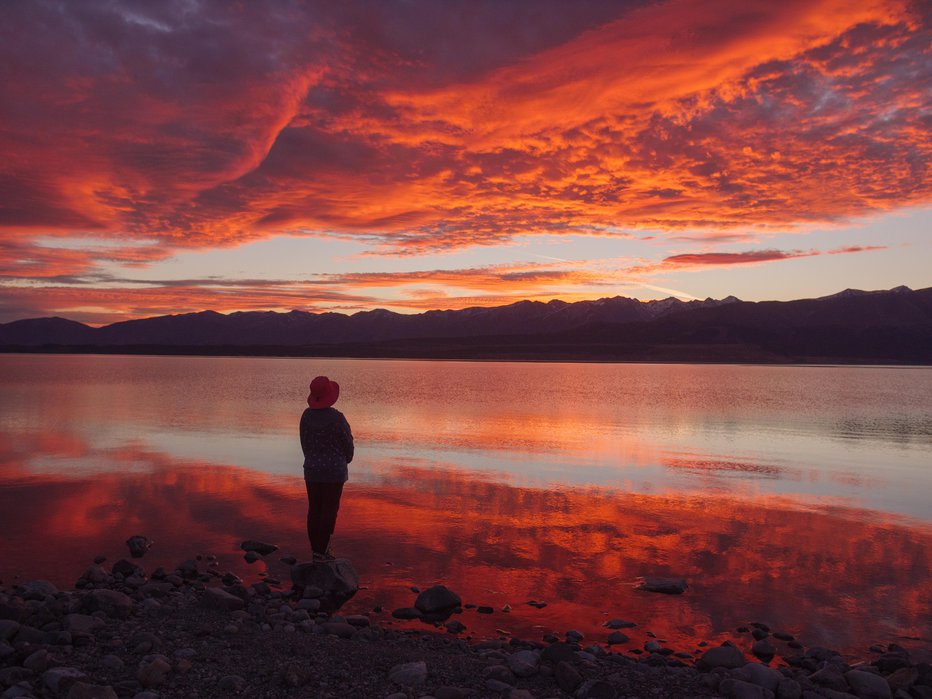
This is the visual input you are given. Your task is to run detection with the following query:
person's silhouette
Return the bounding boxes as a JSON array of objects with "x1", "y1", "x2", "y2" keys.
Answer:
[{"x1": 300, "y1": 375, "x2": 353, "y2": 560}]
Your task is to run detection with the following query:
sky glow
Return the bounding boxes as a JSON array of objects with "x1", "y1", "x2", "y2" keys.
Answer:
[{"x1": 0, "y1": 0, "x2": 929, "y2": 323}]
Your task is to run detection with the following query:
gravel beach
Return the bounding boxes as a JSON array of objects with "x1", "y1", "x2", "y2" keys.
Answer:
[{"x1": 0, "y1": 550, "x2": 929, "y2": 699}]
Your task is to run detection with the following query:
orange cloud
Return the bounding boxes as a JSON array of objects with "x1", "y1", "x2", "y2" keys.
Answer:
[{"x1": 0, "y1": 1, "x2": 926, "y2": 319}]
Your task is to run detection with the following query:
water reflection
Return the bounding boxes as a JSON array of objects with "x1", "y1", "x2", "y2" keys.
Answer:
[
  {"x1": 1, "y1": 433, "x2": 928, "y2": 661},
  {"x1": 1, "y1": 355, "x2": 930, "y2": 661}
]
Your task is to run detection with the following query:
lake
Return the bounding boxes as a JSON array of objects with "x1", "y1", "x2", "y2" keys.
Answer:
[{"x1": 1, "y1": 354, "x2": 930, "y2": 661}]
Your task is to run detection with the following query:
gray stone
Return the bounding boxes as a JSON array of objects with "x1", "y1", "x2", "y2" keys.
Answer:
[
  {"x1": 17, "y1": 580, "x2": 58, "y2": 600},
  {"x1": 507, "y1": 650, "x2": 540, "y2": 677},
  {"x1": 555, "y1": 660, "x2": 582, "y2": 693},
  {"x1": 64, "y1": 614, "x2": 105, "y2": 635},
  {"x1": 810, "y1": 665, "x2": 850, "y2": 692},
  {"x1": 137, "y1": 657, "x2": 171, "y2": 688},
  {"x1": 240, "y1": 540, "x2": 278, "y2": 555},
  {"x1": 639, "y1": 577, "x2": 688, "y2": 594},
  {"x1": 65, "y1": 682, "x2": 119, "y2": 699},
  {"x1": 777, "y1": 678, "x2": 802, "y2": 699},
  {"x1": 446, "y1": 619, "x2": 466, "y2": 634},
  {"x1": 344, "y1": 614, "x2": 370, "y2": 627},
  {"x1": 43, "y1": 667, "x2": 87, "y2": 695},
  {"x1": 84, "y1": 589, "x2": 134, "y2": 619},
  {"x1": 699, "y1": 644, "x2": 745, "y2": 670},
  {"x1": 392, "y1": 607, "x2": 422, "y2": 619},
  {"x1": 290, "y1": 559, "x2": 359, "y2": 612},
  {"x1": 81, "y1": 566, "x2": 107, "y2": 584},
  {"x1": 753, "y1": 639, "x2": 777, "y2": 661},
  {"x1": 541, "y1": 642, "x2": 575, "y2": 665},
  {"x1": 297, "y1": 598, "x2": 321, "y2": 612},
  {"x1": 388, "y1": 661, "x2": 428, "y2": 686},
  {"x1": 100, "y1": 655, "x2": 124, "y2": 671},
  {"x1": 844, "y1": 670, "x2": 892, "y2": 699},
  {"x1": 645, "y1": 640, "x2": 663, "y2": 653},
  {"x1": 735, "y1": 663, "x2": 783, "y2": 692},
  {"x1": 566, "y1": 629, "x2": 584, "y2": 643},
  {"x1": 13, "y1": 624, "x2": 47, "y2": 645},
  {"x1": 415, "y1": 585, "x2": 462, "y2": 614},
  {"x1": 604, "y1": 618, "x2": 636, "y2": 629},
  {"x1": 607, "y1": 631, "x2": 630, "y2": 644},
  {"x1": 125, "y1": 536, "x2": 152, "y2": 559},
  {"x1": 201, "y1": 587, "x2": 245, "y2": 611},
  {"x1": 0, "y1": 620, "x2": 20, "y2": 641}
]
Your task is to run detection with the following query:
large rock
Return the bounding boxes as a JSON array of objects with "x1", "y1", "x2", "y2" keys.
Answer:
[
  {"x1": 240, "y1": 540, "x2": 278, "y2": 555},
  {"x1": 638, "y1": 577, "x2": 688, "y2": 594},
  {"x1": 290, "y1": 559, "x2": 359, "y2": 612},
  {"x1": 844, "y1": 670, "x2": 892, "y2": 699},
  {"x1": 17, "y1": 580, "x2": 59, "y2": 600},
  {"x1": 698, "y1": 644, "x2": 745, "y2": 670},
  {"x1": 125, "y1": 536, "x2": 152, "y2": 559},
  {"x1": 84, "y1": 589, "x2": 134, "y2": 619},
  {"x1": 734, "y1": 663, "x2": 783, "y2": 692},
  {"x1": 507, "y1": 650, "x2": 540, "y2": 677},
  {"x1": 414, "y1": 585, "x2": 461, "y2": 614},
  {"x1": 65, "y1": 682, "x2": 119, "y2": 699},
  {"x1": 43, "y1": 667, "x2": 87, "y2": 696}
]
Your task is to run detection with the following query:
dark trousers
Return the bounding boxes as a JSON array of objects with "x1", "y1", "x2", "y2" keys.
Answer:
[{"x1": 305, "y1": 481, "x2": 344, "y2": 555}]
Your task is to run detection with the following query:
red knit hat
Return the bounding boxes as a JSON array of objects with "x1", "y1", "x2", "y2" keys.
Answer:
[{"x1": 307, "y1": 376, "x2": 340, "y2": 409}]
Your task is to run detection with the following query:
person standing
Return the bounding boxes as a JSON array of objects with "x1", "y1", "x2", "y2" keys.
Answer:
[{"x1": 300, "y1": 375, "x2": 353, "y2": 561}]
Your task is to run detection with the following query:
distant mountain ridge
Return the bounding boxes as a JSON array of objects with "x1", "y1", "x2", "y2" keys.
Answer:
[{"x1": 2, "y1": 286, "x2": 931, "y2": 364}]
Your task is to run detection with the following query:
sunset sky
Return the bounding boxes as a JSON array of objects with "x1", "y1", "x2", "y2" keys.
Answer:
[{"x1": 1, "y1": 0, "x2": 929, "y2": 324}]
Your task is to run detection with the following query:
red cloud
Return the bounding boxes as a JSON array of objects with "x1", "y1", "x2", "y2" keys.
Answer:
[{"x1": 662, "y1": 249, "x2": 818, "y2": 266}]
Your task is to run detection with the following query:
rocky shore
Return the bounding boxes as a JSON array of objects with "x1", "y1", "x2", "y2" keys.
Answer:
[{"x1": 0, "y1": 545, "x2": 929, "y2": 699}]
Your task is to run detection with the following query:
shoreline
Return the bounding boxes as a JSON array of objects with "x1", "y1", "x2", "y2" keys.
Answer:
[
  {"x1": 3, "y1": 348, "x2": 932, "y2": 369},
  {"x1": 1, "y1": 550, "x2": 929, "y2": 699}
]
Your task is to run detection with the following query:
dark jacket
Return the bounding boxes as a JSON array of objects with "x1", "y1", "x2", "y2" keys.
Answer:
[{"x1": 299, "y1": 407, "x2": 354, "y2": 483}]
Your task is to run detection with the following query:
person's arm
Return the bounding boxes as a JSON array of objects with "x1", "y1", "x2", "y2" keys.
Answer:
[
  {"x1": 341, "y1": 415, "x2": 354, "y2": 464},
  {"x1": 299, "y1": 410, "x2": 310, "y2": 456}
]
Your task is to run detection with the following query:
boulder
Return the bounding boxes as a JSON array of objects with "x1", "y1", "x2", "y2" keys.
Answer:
[
  {"x1": 638, "y1": 577, "x2": 688, "y2": 594},
  {"x1": 698, "y1": 644, "x2": 745, "y2": 670},
  {"x1": 125, "y1": 536, "x2": 152, "y2": 559},
  {"x1": 555, "y1": 660, "x2": 582, "y2": 693},
  {"x1": 507, "y1": 650, "x2": 540, "y2": 677},
  {"x1": 17, "y1": 580, "x2": 58, "y2": 600},
  {"x1": 414, "y1": 585, "x2": 462, "y2": 614},
  {"x1": 734, "y1": 663, "x2": 783, "y2": 692},
  {"x1": 844, "y1": 670, "x2": 892, "y2": 699},
  {"x1": 240, "y1": 540, "x2": 278, "y2": 555},
  {"x1": 290, "y1": 559, "x2": 359, "y2": 612}
]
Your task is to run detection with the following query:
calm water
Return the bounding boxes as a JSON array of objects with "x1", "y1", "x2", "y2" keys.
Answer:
[{"x1": 1, "y1": 354, "x2": 930, "y2": 660}]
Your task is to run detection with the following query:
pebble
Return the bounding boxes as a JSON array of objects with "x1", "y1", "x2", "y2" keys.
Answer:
[
  {"x1": 604, "y1": 618, "x2": 636, "y2": 629},
  {"x1": 100, "y1": 654, "x2": 124, "y2": 671}
]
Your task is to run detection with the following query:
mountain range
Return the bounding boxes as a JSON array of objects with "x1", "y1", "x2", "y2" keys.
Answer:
[{"x1": 2, "y1": 286, "x2": 930, "y2": 363}]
